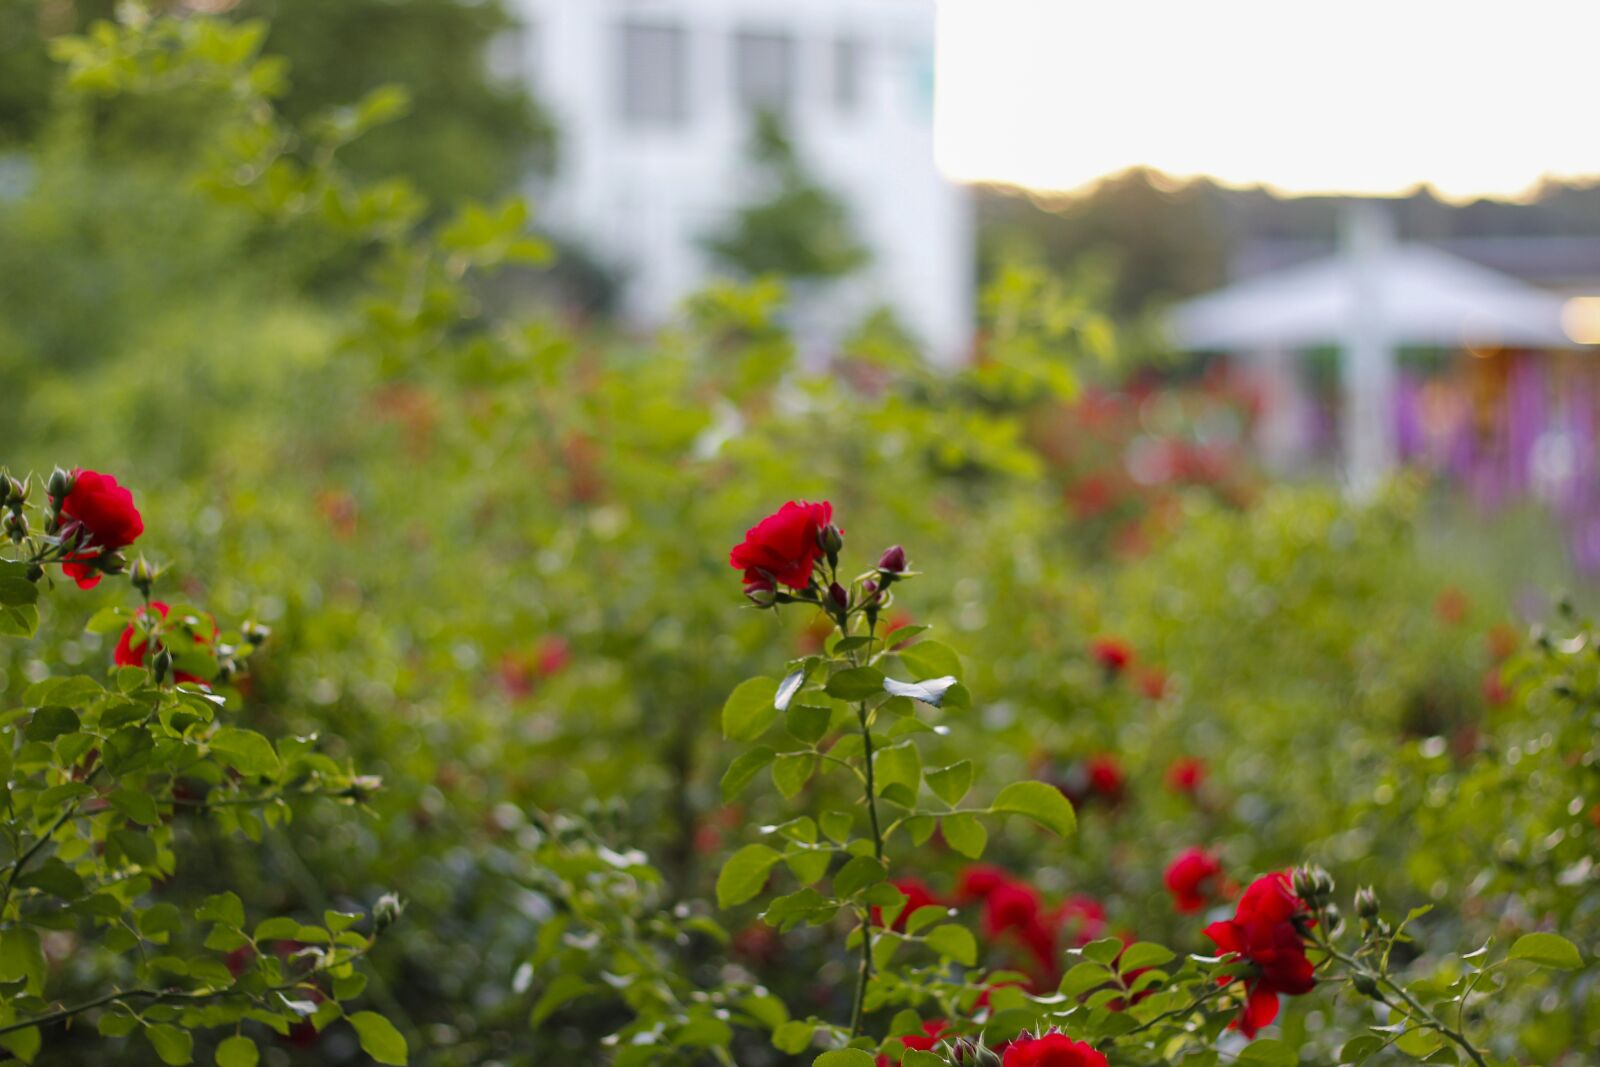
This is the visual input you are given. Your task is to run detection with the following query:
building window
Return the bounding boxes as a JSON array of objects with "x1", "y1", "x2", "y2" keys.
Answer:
[
  {"x1": 833, "y1": 37, "x2": 863, "y2": 114},
  {"x1": 733, "y1": 30, "x2": 795, "y2": 112},
  {"x1": 619, "y1": 21, "x2": 689, "y2": 127}
]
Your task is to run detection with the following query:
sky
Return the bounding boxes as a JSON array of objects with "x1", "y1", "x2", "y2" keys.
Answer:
[{"x1": 934, "y1": 0, "x2": 1600, "y2": 201}]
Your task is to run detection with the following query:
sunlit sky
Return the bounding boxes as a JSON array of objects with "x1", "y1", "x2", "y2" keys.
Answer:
[{"x1": 935, "y1": 0, "x2": 1600, "y2": 201}]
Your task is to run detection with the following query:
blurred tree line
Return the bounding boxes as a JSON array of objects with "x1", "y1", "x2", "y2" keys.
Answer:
[
  {"x1": 0, "y1": 0, "x2": 554, "y2": 204},
  {"x1": 979, "y1": 167, "x2": 1600, "y2": 321}
]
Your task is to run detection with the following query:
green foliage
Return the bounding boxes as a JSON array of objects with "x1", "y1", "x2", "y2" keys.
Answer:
[
  {"x1": 3, "y1": 8, "x2": 1596, "y2": 1066},
  {"x1": 0, "y1": 470, "x2": 400, "y2": 1064}
]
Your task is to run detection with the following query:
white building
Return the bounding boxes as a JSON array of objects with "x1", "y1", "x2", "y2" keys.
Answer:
[{"x1": 507, "y1": 0, "x2": 973, "y2": 364}]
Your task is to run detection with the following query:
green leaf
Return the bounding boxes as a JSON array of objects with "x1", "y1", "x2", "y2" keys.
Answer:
[
  {"x1": 882, "y1": 676, "x2": 957, "y2": 706},
  {"x1": 926, "y1": 761, "x2": 973, "y2": 806},
  {"x1": 873, "y1": 743, "x2": 920, "y2": 798},
  {"x1": 145, "y1": 1024, "x2": 195, "y2": 1066},
  {"x1": 905, "y1": 905, "x2": 949, "y2": 935},
  {"x1": 990, "y1": 781, "x2": 1076, "y2": 838},
  {"x1": 826, "y1": 667, "x2": 885, "y2": 701},
  {"x1": 348, "y1": 1012, "x2": 408, "y2": 1065},
  {"x1": 896, "y1": 640, "x2": 962, "y2": 681},
  {"x1": 773, "y1": 752, "x2": 817, "y2": 799},
  {"x1": 1058, "y1": 961, "x2": 1114, "y2": 997},
  {"x1": 1507, "y1": 932, "x2": 1582, "y2": 970},
  {"x1": 109, "y1": 788, "x2": 161, "y2": 827},
  {"x1": 1338, "y1": 1036, "x2": 1386, "y2": 1063},
  {"x1": 814, "y1": 1051, "x2": 875, "y2": 1067},
  {"x1": 1118, "y1": 941, "x2": 1176, "y2": 972},
  {"x1": 24, "y1": 706, "x2": 79, "y2": 742},
  {"x1": 0, "y1": 1027, "x2": 40, "y2": 1064},
  {"x1": 774, "y1": 1020, "x2": 818, "y2": 1054},
  {"x1": 723, "y1": 677, "x2": 781, "y2": 741},
  {"x1": 833, "y1": 854, "x2": 887, "y2": 898},
  {"x1": 924, "y1": 924, "x2": 977, "y2": 966},
  {"x1": 197, "y1": 892, "x2": 246, "y2": 929},
  {"x1": 0, "y1": 927, "x2": 45, "y2": 994},
  {"x1": 1082, "y1": 937, "x2": 1124, "y2": 965},
  {"x1": 819, "y1": 810, "x2": 853, "y2": 843},
  {"x1": 1235, "y1": 1039, "x2": 1297, "y2": 1066},
  {"x1": 940, "y1": 813, "x2": 987, "y2": 859},
  {"x1": 717, "y1": 844, "x2": 782, "y2": 908},
  {"x1": 0, "y1": 577, "x2": 39, "y2": 606},
  {"x1": 0, "y1": 603, "x2": 39, "y2": 638},
  {"x1": 721, "y1": 746, "x2": 777, "y2": 803},
  {"x1": 529, "y1": 974, "x2": 595, "y2": 1026},
  {"x1": 85, "y1": 606, "x2": 132, "y2": 634},
  {"x1": 903, "y1": 1052, "x2": 946, "y2": 1067},
  {"x1": 215, "y1": 1035, "x2": 259, "y2": 1067},
  {"x1": 786, "y1": 703, "x2": 833, "y2": 744},
  {"x1": 209, "y1": 727, "x2": 281, "y2": 777}
]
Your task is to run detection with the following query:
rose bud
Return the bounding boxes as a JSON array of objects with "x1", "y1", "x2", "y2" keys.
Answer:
[
  {"x1": 130, "y1": 556, "x2": 157, "y2": 595},
  {"x1": 818, "y1": 523, "x2": 845, "y2": 555},
  {"x1": 1354, "y1": 886, "x2": 1380, "y2": 922},
  {"x1": 98, "y1": 550, "x2": 128, "y2": 577},
  {"x1": 877, "y1": 545, "x2": 908, "y2": 574},
  {"x1": 47, "y1": 467, "x2": 74, "y2": 501},
  {"x1": 827, "y1": 582, "x2": 849, "y2": 611}
]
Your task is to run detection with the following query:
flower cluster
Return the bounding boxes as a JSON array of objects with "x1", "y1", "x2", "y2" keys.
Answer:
[
  {"x1": 0, "y1": 467, "x2": 144, "y2": 588},
  {"x1": 1203, "y1": 871, "x2": 1317, "y2": 1037},
  {"x1": 958, "y1": 866, "x2": 1104, "y2": 983}
]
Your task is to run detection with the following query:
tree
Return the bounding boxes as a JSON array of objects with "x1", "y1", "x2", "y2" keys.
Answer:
[{"x1": 703, "y1": 110, "x2": 869, "y2": 283}]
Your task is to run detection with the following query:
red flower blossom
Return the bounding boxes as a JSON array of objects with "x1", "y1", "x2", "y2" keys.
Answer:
[
  {"x1": 877, "y1": 1020, "x2": 947, "y2": 1067},
  {"x1": 873, "y1": 878, "x2": 944, "y2": 932},
  {"x1": 1086, "y1": 755, "x2": 1125, "y2": 803},
  {"x1": 498, "y1": 636, "x2": 572, "y2": 699},
  {"x1": 58, "y1": 470, "x2": 143, "y2": 589},
  {"x1": 1485, "y1": 623, "x2": 1519, "y2": 662},
  {"x1": 1434, "y1": 587, "x2": 1469, "y2": 625},
  {"x1": 728, "y1": 500, "x2": 834, "y2": 591},
  {"x1": 1136, "y1": 667, "x2": 1168, "y2": 700},
  {"x1": 1090, "y1": 636, "x2": 1132, "y2": 674},
  {"x1": 1482, "y1": 668, "x2": 1509, "y2": 707},
  {"x1": 960, "y1": 865, "x2": 1065, "y2": 979},
  {"x1": 1164, "y1": 847, "x2": 1224, "y2": 913},
  {"x1": 114, "y1": 602, "x2": 214, "y2": 685},
  {"x1": 1165, "y1": 756, "x2": 1206, "y2": 795},
  {"x1": 1002, "y1": 1030, "x2": 1108, "y2": 1067},
  {"x1": 1203, "y1": 871, "x2": 1316, "y2": 1038},
  {"x1": 1053, "y1": 895, "x2": 1107, "y2": 948}
]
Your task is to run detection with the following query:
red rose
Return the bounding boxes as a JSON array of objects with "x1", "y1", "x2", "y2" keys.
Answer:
[
  {"x1": 1482, "y1": 668, "x2": 1509, "y2": 707},
  {"x1": 1434, "y1": 587, "x2": 1469, "y2": 625},
  {"x1": 1485, "y1": 622, "x2": 1519, "y2": 662},
  {"x1": 1002, "y1": 1030, "x2": 1108, "y2": 1067},
  {"x1": 1164, "y1": 847, "x2": 1223, "y2": 914},
  {"x1": 1089, "y1": 636, "x2": 1132, "y2": 674},
  {"x1": 536, "y1": 636, "x2": 571, "y2": 678},
  {"x1": 1136, "y1": 667, "x2": 1168, "y2": 700},
  {"x1": 1053, "y1": 894, "x2": 1106, "y2": 948},
  {"x1": 1203, "y1": 871, "x2": 1316, "y2": 1038},
  {"x1": 729, "y1": 500, "x2": 834, "y2": 592},
  {"x1": 969, "y1": 869, "x2": 1067, "y2": 979},
  {"x1": 1086, "y1": 755, "x2": 1125, "y2": 803},
  {"x1": 114, "y1": 602, "x2": 214, "y2": 686},
  {"x1": 956, "y1": 864, "x2": 1009, "y2": 903},
  {"x1": 876, "y1": 1020, "x2": 946, "y2": 1067},
  {"x1": 1165, "y1": 757, "x2": 1205, "y2": 795},
  {"x1": 874, "y1": 878, "x2": 943, "y2": 933},
  {"x1": 58, "y1": 470, "x2": 143, "y2": 589}
]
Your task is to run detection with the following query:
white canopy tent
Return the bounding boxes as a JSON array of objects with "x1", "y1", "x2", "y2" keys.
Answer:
[{"x1": 1167, "y1": 204, "x2": 1578, "y2": 494}]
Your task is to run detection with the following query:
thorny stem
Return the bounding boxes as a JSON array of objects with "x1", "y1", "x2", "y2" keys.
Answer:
[
  {"x1": 1316, "y1": 933, "x2": 1489, "y2": 1067},
  {"x1": 847, "y1": 606, "x2": 886, "y2": 1039}
]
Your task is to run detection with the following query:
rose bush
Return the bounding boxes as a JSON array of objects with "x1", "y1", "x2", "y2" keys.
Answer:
[{"x1": 1, "y1": 8, "x2": 1594, "y2": 1066}]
